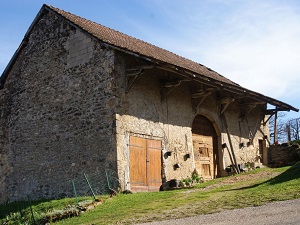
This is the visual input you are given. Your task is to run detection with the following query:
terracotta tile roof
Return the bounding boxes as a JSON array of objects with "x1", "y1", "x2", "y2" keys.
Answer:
[
  {"x1": 46, "y1": 4, "x2": 237, "y2": 86},
  {"x1": 1, "y1": 4, "x2": 297, "y2": 112}
]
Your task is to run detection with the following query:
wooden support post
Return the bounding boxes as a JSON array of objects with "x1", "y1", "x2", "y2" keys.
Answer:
[
  {"x1": 296, "y1": 118, "x2": 299, "y2": 140},
  {"x1": 274, "y1": 109, "x2": 278, "y2": 144},
  {"x1": 222, "y1": 114, "x2": 240, "y2": 174},
  {"x1": 222, "y1": 143, "x2": 235, "y2": 173}
]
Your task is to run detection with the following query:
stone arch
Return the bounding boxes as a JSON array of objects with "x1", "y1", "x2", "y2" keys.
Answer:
[{"x1": 192, "y1": 114, "x2": 220, "y2": 179}]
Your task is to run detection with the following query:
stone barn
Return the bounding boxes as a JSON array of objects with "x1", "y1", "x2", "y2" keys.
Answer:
[{"x1": 0, "y1": 4, "x2": 298, "y2": 203}]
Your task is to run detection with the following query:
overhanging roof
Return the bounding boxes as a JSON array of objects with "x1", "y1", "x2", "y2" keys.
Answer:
[{"x1": 1, "y1": 4, "x2": 298, "y2": 112}]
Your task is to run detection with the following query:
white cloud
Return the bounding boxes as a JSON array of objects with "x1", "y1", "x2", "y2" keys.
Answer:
[
  {"x1": 149, "y1": 1, "x2": 300, "y2": 101},
  {"x1": 201, "y1": 2, "x2": 300, "y2": 99}
]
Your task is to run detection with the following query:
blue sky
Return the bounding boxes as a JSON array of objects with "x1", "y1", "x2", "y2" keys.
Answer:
[{"x1": 1, "y1": 0, "x2": 299, "y2": 119}]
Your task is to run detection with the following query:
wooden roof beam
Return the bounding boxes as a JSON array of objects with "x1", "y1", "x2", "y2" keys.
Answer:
[
  {"x1": 126, "y1": 65, "x2": 154, "y2": 72},
  {"x1": 155, "y1": 64, "x2": 298, "y2": 112}
]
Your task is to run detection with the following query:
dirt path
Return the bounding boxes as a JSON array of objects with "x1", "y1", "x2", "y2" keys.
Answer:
[{"x1": 137, "y1": 198, "x2": 300, "y2": 225}]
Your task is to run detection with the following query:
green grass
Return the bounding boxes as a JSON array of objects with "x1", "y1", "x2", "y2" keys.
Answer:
[{"x1": 2, "y1": 163, "x2": 300, "y2": 225}]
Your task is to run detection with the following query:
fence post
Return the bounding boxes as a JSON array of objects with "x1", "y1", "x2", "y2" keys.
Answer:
[
  {"x1": 28, "y1": 198, "x2": 36, "y2": 225},
  {"x1": 105, "y1": 170, "x2": 111, "y2": 192},
  {"x1": 71, "y1": 180, "x2": 79, "y2": 206},
  {"x1": 83, "y1": 173, "x2": 96, "y2": 200}
]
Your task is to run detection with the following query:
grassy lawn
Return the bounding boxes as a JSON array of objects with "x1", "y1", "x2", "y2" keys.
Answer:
[{"x1": 1, "y1": 163, "x2": 300, "y2": 225}]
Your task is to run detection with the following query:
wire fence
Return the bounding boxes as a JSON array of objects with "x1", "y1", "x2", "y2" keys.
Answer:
[
  {"x1": 0, "y1": 169, "x2": 119, "y2": 224},
  {"x1": 70, "y1": 169, "x2": 119, "y2": 199}
]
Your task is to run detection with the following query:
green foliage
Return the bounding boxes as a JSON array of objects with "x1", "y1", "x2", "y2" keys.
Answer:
[
  {"x1": 181, "y1": 169, "x2": 204, "y2": 186},
  {"x1": 191, "y1": 169, "x2": 203, "y2": 183},
  {"x1": 0, "y1": 196, "x2": 96, "y2": 225},
  {"x1": 290, "y1": 140, "x2": 300, "y2": 145},
  {"x1": 3, "y1": 212, "x2": 32, "y2": 225}
]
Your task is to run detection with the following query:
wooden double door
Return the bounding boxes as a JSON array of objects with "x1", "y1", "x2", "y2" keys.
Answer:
[{"x1": 129, "y1": 136, "x2": 162, "y2": 192}]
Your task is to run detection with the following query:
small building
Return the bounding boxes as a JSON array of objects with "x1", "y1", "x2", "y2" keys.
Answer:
[{"x1": 0, "y1": 4, "x2": 298, "y2": 203}]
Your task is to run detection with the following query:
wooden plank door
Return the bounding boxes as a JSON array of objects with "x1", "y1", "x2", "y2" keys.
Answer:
[
  {"x1": 193, "y1": 134, "x2": 214, "y2": 180},
  {"x1": 147, "y1": 139, "x2": 162, "y2": 191},
  {"x1": 129, "y1": 136, "x2": 162, "y2": 192},
  {"x1": 129, "y1": 136, "x2": 147, "y2": 191}
]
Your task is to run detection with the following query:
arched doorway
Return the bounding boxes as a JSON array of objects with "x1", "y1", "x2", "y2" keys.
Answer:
[{"x1": 192, "y1": 115, "x2": 219, "y2": 180}]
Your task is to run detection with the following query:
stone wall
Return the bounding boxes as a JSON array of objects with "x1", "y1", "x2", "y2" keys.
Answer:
[
  {"x1": 114, "y1": 53, "x2": 269, "y2": 190},
  {"x1": 268, "y1": 144, "x2": 300, "y2": 166},
  {"x1": 0, "y1": 12, "x2": 118, "y2": 203}
]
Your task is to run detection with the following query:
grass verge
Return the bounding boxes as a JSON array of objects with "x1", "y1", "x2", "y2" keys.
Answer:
[{"x1": 1, "y1": 163, "x2": 300, "y2": 225}]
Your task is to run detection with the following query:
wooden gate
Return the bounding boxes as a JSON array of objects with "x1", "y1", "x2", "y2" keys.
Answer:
[
  {"x1": 193, "y1": 134, "x2": 214, "y2": 180},
  {"x1": 129, "y1": 136, "x2": 162, "y2": 192}
]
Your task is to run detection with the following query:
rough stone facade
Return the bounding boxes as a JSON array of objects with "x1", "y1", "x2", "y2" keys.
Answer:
[
  {"x1": 0, "y1": 8, "x2": 270, "y2": 203},
  {"x1": 0, "y1": 12, "x2": 118, "y2": 202}
]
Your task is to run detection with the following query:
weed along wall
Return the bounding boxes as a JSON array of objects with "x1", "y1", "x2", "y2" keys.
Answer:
[{"x1": 0, "y1": 12, "x2": 119, "y2": 203}]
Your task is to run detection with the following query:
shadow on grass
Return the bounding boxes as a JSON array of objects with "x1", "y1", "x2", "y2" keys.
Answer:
[
  {"x1": 267, "y1": 162, "x2": 300, "y2": 184},
  {"x1": 232, "y1": 162, "x2": 300, "y2": 191},
  {"x1": 0, "y1": 198, "x2": 52, "y2": 219}
]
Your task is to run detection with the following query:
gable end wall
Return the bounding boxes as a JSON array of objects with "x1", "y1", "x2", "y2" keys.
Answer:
[{"x1": 0, "y1": 11, "x2": 118, "y2": 203}]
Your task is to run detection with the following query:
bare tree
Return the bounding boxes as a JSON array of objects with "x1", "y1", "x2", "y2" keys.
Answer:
[
  {"x1": 269, "y1": 112, "x2": 287, "y2": 144},
  {"x1": 287, "y1": 118, "x2": 300, "y2": 141}
]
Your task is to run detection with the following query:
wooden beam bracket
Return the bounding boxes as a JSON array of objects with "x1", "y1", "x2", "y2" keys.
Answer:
[
  {"x1": 160, "y1": 79, "x2": 189, "y2": 101},
  {"x1": 125, "y1": 65, "x2": 154, "y2": 93},
  {"x1": 126, "y1": 69, "x2": 143, "y2": 93},
  {"x1": 240, "y1": 102, "x2": 264, "y2": 120},
  {"x1": 220, "y1": 98, "x2": 235, "y2": 115},
  {"x1": 263, "y1": 111, "x2": 275, "y2": 126},
  {"x1": 192, "y1": 91, "x2": 212, "y2": 113}
]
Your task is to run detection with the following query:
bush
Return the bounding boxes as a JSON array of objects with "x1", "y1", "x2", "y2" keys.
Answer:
[{"x1": 290, "y1": 140, "x2": 300, "y2": 145}]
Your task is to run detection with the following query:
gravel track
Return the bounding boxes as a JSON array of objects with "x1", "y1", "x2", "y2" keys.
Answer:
[{"x1": 137, "y1": 198, "x2": 300, "y2": 225}]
